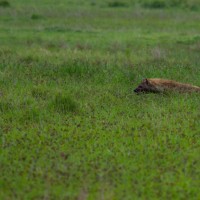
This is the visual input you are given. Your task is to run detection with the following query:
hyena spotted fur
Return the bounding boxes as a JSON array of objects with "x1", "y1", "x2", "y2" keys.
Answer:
[{"x1": 134, "y1": 78, "x2": 200, "y2": 93}]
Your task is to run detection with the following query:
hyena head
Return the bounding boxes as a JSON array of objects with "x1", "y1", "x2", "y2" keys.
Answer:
[{"x1": 134, "y1": 79, "x2": 158, "y2": 93}]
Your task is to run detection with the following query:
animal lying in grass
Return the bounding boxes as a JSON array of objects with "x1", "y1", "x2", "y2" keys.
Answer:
[{"x1": 134, "y1": 78, "x2": 200, "y2": 93}]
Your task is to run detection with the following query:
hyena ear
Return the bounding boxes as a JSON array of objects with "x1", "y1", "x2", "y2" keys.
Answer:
[{"x1": 145, "y1": 79, "x2": 149, "y2": 85}]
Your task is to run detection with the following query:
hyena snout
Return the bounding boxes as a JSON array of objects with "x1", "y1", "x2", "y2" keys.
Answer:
[
  {"x1": 134, "y1": 86, "x2": 143, "y2": 93},
  {"x1": 134, "y1": 88, "x2": 139, "y2": 93}
]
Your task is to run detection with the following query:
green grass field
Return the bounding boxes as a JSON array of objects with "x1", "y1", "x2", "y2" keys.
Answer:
[{"x1": 0, "y1": 0, "x2": 200, "y2": 199}]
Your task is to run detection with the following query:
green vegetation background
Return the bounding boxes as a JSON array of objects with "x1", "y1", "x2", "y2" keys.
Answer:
[{"x1": 0, "y1": 0, "x2": 200, "y2": 199}]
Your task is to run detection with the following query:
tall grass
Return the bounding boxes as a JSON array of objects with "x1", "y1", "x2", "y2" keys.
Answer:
[{"x1": 0, "y1": 0, "x2": 200, "y2": 199}]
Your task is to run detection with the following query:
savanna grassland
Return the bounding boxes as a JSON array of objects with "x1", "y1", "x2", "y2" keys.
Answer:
[{"x1": 0, "y1": 0, "x2": 200, "y2": 199}]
